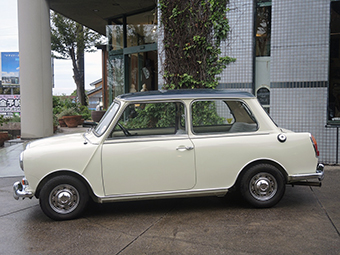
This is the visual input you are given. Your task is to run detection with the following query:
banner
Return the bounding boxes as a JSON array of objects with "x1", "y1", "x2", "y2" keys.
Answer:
[
  {"x1": 0, "y1": 95, "x2": 20, "y2": 116},
  {"x1": 1, "y1": 52, "x2": 19, "y2": 86}
]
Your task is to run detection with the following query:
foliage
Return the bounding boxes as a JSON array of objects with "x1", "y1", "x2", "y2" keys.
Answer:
[
  {"x1": 159, "y1": 0, "x2": 236, "y2": 89},
  {"x1": 0, "y1": 115, "x2": 9, "y2": 126},
  {"x1": 53, "y1": 115, "x2": 59, "y2": 127},
  {"x1": 50, "y1": 11, "x2": 103, "y2": 106},
  {"x1": 192, "y1": 101, "x2": 225, "y2": 126},
  {"x1": 123, "y1": 103, "x2": 178, "y2": 129},
  {"x1": 53, "y1": 96, "x2": 91, "y2": 120},
  {"x1": 57, "y1": 107, "x2": 79, "y2": 118},
  {"x1": 71, "y1": 89, "x2": 88, "y2": 97},
  {"x1": 0, "y1": 113, "x2": 21, "y2": 126},
  {"x1": 120, "y1": 102, "x2": 224, "y2": 130},
  {"x1": 8, "y1": 114, "x2": 21, "y2": 123}
]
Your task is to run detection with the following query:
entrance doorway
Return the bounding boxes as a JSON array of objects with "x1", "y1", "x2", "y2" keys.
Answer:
[
  {"x1": 106, "y1": 8, "x2": 158, "y2": 103},
  {"x1": 127, "y1": 49, "x2": 158, "y2": 93},
  {"x1": 328, "y1": 1, "x2": 340, "y2": 124}
]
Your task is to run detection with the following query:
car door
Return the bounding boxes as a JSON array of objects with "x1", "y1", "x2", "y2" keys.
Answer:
[
  {"x1": 190, "y1": 99, "x2": 260, "y2": 189},
  {"x1": 101, "y1": 101, "x2": 196, "y2": 196}
]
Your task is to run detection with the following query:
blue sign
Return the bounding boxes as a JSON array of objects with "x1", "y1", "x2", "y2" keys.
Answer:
[{"x1": 1, "y1": 52, "x2": 19, "y2": 86}]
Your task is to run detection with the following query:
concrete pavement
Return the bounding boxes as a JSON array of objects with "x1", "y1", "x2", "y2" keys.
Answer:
[{"x1": 0, "y1": 129, "x2": 339, "y2": 254}]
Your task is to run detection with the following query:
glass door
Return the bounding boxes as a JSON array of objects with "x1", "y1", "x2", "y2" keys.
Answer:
[
  {"x1": 127, "y1": 50, "x2": 157, "y2": 93},
  {"x1": 106, "y1": 8, "x2": 158, "y2": 103},
  {"x1": 108, "y1": 50, "x2": 124, "y2": 103}
]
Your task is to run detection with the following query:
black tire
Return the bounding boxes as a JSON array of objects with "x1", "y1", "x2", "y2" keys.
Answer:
[
  {"x1": 240, "y1": 164, "x2": 286, "y2": 208},
  {"x1": 39, "y1": 175, "x2": 89, "y2": 220}
]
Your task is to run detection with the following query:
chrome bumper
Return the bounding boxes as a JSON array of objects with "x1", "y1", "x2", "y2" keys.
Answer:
[
  {"x1": 289, "y1": 163, "x2": 325, "y2": 182},
  {"x1": 13, "y1": 178, "x2": 34, "y2": 200}
]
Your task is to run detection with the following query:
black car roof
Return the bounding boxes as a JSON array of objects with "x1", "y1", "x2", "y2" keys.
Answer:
[{"x1": 116, "y1": 89, "x2": 255, "y2": 101}]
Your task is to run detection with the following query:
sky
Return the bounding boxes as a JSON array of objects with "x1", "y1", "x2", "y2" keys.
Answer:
[{"x1": 0, "y1": 0, "x2": 102, "y2": 95}]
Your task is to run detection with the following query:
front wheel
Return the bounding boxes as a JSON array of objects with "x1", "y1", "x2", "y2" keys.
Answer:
[
  {"x1": 39, "y1": 175, "x2": 89, "y2": 220},
  {"x1": 240, "y1": 164, "x2": 286, "y2": 208}
]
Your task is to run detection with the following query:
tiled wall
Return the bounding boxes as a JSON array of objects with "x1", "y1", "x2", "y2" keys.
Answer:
[
  {"x1": 271, "y1": 0, "x2": 329, "y2": 82},
  {"x1": 219, "y1": 0, "x2": 336, "y2": 163},
  {"x1": 219, "y1": 0, "x2": 254, "y2": 84}
]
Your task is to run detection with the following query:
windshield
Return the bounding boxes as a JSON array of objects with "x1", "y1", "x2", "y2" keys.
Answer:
[{"x1": 94, "y1": 102, "x2": 120, "y2": 136}]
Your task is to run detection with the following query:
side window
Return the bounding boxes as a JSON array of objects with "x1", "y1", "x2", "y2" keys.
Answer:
[
  {"x1": 110, "y1": 102, "x2": 186, "y2": 138},
  {"x1": 191, "y1": 100, "x2": 258, "y2": 134}
]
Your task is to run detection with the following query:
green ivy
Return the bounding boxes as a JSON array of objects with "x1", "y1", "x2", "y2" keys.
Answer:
[{"x1": 159, "y1": 0, "x2": 236, "y2": 89}]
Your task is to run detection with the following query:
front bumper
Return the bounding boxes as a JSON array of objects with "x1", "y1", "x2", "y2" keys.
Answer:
[
  {"x1": 288, "y1": 163, "x2": 325, "y2": 183},
  {"x1": 13, "y1": 178, "x2": 34, "y2": 200}
]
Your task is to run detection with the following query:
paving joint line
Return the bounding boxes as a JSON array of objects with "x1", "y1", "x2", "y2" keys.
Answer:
[
  {"x1": 310, "y1": 186, "x2": 340, "y2": 236},
  {"x1": 115, "y1": 205, "x2": 176, "y2": 255},
  {"x1": 0, "y1": 204, "x2": 39, "y2": 218}
]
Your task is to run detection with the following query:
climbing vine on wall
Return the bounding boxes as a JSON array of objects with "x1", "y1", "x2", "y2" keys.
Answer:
[{"x1": 159, "y1": 0, "x2": 235, "y2": 89}]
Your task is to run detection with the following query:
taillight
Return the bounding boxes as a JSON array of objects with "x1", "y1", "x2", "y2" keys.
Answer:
[{"x1": 310, "y1": 135, "x2": 319, "y2": 157}]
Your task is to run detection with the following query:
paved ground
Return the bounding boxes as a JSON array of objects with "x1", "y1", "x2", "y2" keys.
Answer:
[{"x1": 0, "y1": 128, "x2": 339, "y2": 254}]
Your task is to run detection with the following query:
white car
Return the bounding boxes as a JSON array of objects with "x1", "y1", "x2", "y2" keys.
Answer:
[{"x1": 13, "y1": 89, "x2": 324, "y2": 220}]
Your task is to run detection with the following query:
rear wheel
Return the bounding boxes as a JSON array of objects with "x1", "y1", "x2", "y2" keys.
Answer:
[
  {"x1": 39, "y1": 175, "x2": 89, "y2": 220},
  {"x1": 240, "y1": 164, "x2": 286, "y2": 208}
]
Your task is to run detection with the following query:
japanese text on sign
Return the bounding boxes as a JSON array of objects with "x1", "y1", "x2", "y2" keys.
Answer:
[{"x1": 0, "y1": 95, "x2": 21, "y2": 115}]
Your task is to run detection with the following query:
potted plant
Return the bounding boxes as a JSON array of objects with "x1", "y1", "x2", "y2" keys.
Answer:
[
  {"x1": 91, "y1": 102, "x2": 106, "y2": 122},
  {"x1": 91, "y1": 110, "x2": 106, "y2": 122},
  {"x1": 58, "y1": 108, "x2": 82, "y2": 128},
  {"x1": 58, "y1": 117, "x2": 67, "y2": 127}
]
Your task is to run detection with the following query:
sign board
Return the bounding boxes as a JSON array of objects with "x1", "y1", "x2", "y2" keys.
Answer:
[
  {"x1": 0, "y1": 95, "x2": 20, "y2": 116},
  {"x1": 257, "y1": 87, "x2": 270, "y2": 105},
  {"x1": 1, "y1": 52, "x2": 19, "y2": 86}
]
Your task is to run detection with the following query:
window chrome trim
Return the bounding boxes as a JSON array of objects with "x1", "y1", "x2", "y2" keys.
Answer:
[
  {"x1": 104, "y1": 134, "x2": 190, "y2": 145},
  {"x1": 93, "y1": 100, "x2": 121, "y2": 137}
]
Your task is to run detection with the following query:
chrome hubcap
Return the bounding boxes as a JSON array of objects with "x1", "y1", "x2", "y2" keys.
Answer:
[
  {"x1": 249, "y1": 172, "x2": 277, "y2": 201},
  {"x1": 49, "y1": 184, "x2": 79, "y2": 214}
]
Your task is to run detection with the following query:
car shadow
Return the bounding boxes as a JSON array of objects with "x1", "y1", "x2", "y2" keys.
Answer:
[{"x1": 82, "y1": 191, "x2": 248, "y2": 219}]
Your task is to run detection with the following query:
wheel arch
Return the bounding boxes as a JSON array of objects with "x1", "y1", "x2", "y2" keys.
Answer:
[
  {"x1": 234, "y1": 159, "x2": 288, "y2": 189},
  {"x1": 35, "y1": 170, "x2": 96, "y2": 201}
]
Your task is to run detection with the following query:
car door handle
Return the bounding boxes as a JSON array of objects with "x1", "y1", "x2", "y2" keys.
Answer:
[{"x1": 176, "y1": 146, "x2": 194, "y2": 151}]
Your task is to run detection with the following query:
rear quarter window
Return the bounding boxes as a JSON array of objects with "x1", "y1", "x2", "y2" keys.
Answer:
[{"x1": 191, "y1": 100, "x2": 258, "y2": 134}]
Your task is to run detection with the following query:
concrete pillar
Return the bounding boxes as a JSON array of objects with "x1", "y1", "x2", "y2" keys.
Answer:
[{"x1": 18, "y1": 0, "x2": 53, "y2": 139}]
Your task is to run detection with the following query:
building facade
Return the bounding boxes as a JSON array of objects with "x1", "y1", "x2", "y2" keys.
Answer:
[
  {"x1": 17, "y1": 0, "x2": 340, "y2": 163},
  {"x1": 157, "y1": 0, "x2": 338, "y2": 163}
]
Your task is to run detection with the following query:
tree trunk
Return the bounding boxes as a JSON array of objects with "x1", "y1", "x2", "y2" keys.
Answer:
[
  {"x1": 76, "y1": 50, "x2": 86, "y2": 106},
  {"x1": 69, "y1": 26, "x2": 87, "y2": 106}
]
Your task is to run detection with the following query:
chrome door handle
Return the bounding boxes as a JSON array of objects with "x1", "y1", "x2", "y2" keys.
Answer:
[{"x1": 176, "y1": 146, "x2": 194, "y2": 151}]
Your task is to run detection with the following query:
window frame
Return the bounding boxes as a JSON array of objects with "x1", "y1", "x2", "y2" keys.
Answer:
[{"x1": 106, "y1": 100, "x2": 188, "y2": 140}]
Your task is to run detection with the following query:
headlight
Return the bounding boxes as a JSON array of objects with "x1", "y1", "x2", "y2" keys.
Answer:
[{"x1": 19, "y1": 152, "x2": 24, "y2": 171}]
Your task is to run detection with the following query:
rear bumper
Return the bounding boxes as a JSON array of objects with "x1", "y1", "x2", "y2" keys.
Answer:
[
  {"x1": 13, "y1": 178, "x2": 34, "y2": 200},
  {"x1": 288, "y1": 163, "x2": 325, "y2": 183}
]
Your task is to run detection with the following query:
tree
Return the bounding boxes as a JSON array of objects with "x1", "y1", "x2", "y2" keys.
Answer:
[
  {"x1": 50, "y1": 12, "x2": 102, "y2": 105},
  {"x1": 159, "y1": 0, "x2": 235, "y2": 89}
]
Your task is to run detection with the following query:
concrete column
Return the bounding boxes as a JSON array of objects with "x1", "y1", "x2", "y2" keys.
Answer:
[{"x1": 18, "y1": 0, "x2": 53, "y2": 139}]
